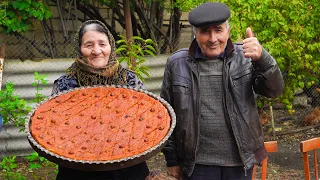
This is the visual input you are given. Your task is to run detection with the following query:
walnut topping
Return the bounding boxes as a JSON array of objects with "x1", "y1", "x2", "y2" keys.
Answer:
[
  {"x1": 71, "y1": 99, "x2": 76, "y2": 102},
  {"x1": 119, "y1": 145, "x2": 124, "y2": 149},
  {"x1": 110, "y1": 93, "x2": 114, "y2": 96},
  {"x1": 140, "y1": 102, "x2": 144, "y2": 105},
  {"x1": 36, "y1": 127, "x2": 41, "y2": 130},
  {"x1": 60, "y1": 137, "x2": 65, "y2": 140},
  {"x1": 37, "y1": 116, "x2": 43, "y2": 119},
  {"x1": 55, "y1": 99, "x2": 61, "y2": 103},
  {"x1": 106, "y1": 105, "x2": 111, "y2": 109},
  {"x1": 52, "y1": 109, "x2": 57, "y2": 113},
  {"x1": 133, "y1": 95, "x2": 138, "y2": 99},
  {"x1": 81, "y1": 146, "x2": 87, "y2": 150},
  {"x1": 99, "y1": 121, "x2": 104, "y2": 124},
  {"x1": 139, "y1": 117, "x2": 144, "y2": 121},
  {"x1": 122, "y1": 94, "x2": 127, "y2": 98},
  {"x1": 76, "y1": 125, "x2": 81, "y2": 129},
  {"x1": 144, "y1": 138, "x2": 149, "y2": 142},
  {"x1": 39, "y1": 135, "x2": 44, "y2": 139},
  {"x1": 95, "y1": 94, "x2": 100, "y2": 98},
  {"x1": 47, "y1": 141, "x2": 52, "y2": 145},
  {"x1": 82, "y1": 92, "x2": 87, "y2": 96},
  {"x1": 157, "y1": 114, "x2": 163, "y2": 118},
  {"x1": 51, "y1": 119, "x2": 56, "y2": 123},
  {"x1": 110, "y1": 125, "x2": 116, "y2": 129},
  {"x1": 68, "y1": 151, "x2": 74, "y2": 155},
  {"x1": 91, "y1": 115, "x2": 96, "y2": 119},
  {"x1": 158, "y1": 126, "x2": 164, "y2": 130},
  {"x1": 122, "y1": 129, "x2": 127, "y2": 132},
  {"x1": 146, "y1": 125, "x2": 151, "y2": 128},
  {"x1": 86, "y1": 139, "x2": 90, "y2": 143},
  {"x1": 106, "y1": 139, "x2": 111, "y2": 143},
  {"x1": 80, "y1": 113, "x2": 85, "y2": 116},
  {"x1": 150, "y1": 108, "x2": 155, "y2": 112},
  {"x1": 132, "y1": 136, "x2": 136, "y2": 139},
  {"x1": 125, "y1": 115, "x2": 130, "y2": 118},
  {"x1": 64, "y1": 121, "x2": 70, "y2": 125},
  {"x1": 116, "y1": 110, "x2": 120, "y2": 114}
]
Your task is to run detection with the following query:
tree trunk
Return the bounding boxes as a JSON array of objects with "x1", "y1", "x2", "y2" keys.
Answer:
[{"x1": 161, "y1": 4, "x2": 182, "y2": 53}]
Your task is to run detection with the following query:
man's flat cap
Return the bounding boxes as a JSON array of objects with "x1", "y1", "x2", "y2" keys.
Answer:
[{"x1": 188, "y1": 2, "x2": 230, "y2": 27}]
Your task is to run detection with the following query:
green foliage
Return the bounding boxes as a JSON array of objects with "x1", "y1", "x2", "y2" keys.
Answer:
[
  {"x1": 0, "y1": 72, "x2": 55, "y2": 178},
  {"x1": 24, "y1": 152, "x2": 58, "y2": 178},
  {"x1": 0, "y1": 82, "x2": 31, "y2": 128},
  {"x1": 0, "y1": 0, "x2": 52, "y2": 33},
  {"x1": 32, "y1": 72, "x2": 49, "y2": 103},
  {"x1": 0, "y1": 153, "x2": 58, "y2": 179},
  {"x1": 116, "y1": 35, "x2": 157, "y2": 82},
  {"x1": 171, "y1": 0, "x2": 204, "y2": 12},
  {"x1": 0, "y1": 72, "x2": 48, "y2": 131},
  {"x1": 0, "y1": 156, "x2": 26, "y2": 180}
]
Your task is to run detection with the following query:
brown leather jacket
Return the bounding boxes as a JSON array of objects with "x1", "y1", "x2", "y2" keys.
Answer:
[{"x1": 160, "y1": 39, "x2": 284, "y2": 176}]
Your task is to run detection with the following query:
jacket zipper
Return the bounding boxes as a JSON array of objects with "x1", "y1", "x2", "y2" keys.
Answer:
[
  {"x1": 222, "y1": 55, "x2": 249, "y2": 173},
  {"x1": 186, "y1": 57, "x2": 201, "y2": 177}
]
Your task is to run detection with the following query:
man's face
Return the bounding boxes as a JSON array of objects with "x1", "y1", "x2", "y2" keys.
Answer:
[{"x1": 195, "y1": 22, "x2": 230, "y2": 58}]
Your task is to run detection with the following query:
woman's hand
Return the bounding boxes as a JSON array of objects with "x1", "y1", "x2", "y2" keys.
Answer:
[{"x1": 166, "y1": 166, "x2": 182, "y2": 180}]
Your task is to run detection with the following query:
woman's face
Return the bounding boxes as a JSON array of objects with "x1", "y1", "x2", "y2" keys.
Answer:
[{"x1": 80, "y1": 30, "x2": 111, "y2": 67}]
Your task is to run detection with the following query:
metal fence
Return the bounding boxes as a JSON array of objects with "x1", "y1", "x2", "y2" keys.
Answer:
[
  {"x1": 2, "y1": 26, "x2": 193, "y2": 60},
  {"x1": 1, "y1": 25, "x2": 320, "y2": 157}
]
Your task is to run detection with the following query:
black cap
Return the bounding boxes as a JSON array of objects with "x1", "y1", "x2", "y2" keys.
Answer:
[{"x1": 188, "y1": 2, "x2": 230, "y2": 27}]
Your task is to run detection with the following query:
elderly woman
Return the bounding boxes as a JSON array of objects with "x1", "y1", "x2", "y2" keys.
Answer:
[{"x1": 52, "y1": 20, "x2": 149, "y2": 180}]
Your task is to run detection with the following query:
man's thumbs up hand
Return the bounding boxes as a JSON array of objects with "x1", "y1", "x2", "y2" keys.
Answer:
[
  {"x1": 242, "y1": 27, "x2": 262, "y2": 61},
  {"x1": 246, "y1": 27, "x2": 254, "y2": 38}
]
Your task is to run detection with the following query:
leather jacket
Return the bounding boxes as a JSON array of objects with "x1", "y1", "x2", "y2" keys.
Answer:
[{"x1": 160, "y1": 39, "x2": 284, "y2": 176}]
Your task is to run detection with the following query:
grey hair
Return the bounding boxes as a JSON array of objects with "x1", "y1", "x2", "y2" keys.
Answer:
[
  {"x1": 78, "y1": 23, "x2": 108, "y2": 46},
  {"x1": 192, "y1": 20, "x2": 230, "y2": 33}
]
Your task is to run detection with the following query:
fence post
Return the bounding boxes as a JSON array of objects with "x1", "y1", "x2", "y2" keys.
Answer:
[{"x1": 0, "y1": 43, "x2": 5, "y2": 130}]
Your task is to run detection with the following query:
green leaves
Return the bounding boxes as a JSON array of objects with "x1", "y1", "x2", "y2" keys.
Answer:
[
  {"x1": 0, "y1": 82, "x2": 31, "y2": 128},
  {"x1": 116, "y1": 35, "x2": 157, "y2": 82},
  {"x1": 0, "y1": 152, "x2": 58, "y2": 179},
  {"x1": 0, "y1": 156, "x2": 18, "y2": 171},
  {"x1": 0, "y1": 0, "x2": 52, "y2": 33},
  {"x1": 0, "y1": 72, "x2": 49, "y2": 130},
  {"x1": 32, "y1": 72, "x2": 48, "y2": 103},
  {"x1": 0, "y1": 156, "x2": 26, "y2": 180}
]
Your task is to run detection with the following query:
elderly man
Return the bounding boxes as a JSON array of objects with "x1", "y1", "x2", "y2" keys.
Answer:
[{"x1": 160, "y1": 2, "x2": 284, "y2": 180}]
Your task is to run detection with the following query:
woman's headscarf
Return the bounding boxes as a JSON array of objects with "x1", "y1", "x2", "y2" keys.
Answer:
[{"x1": 67, "y1": 20, "x2": 128, "y2": 86}]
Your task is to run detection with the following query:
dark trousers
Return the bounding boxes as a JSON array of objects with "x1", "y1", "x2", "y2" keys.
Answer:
[{"x1": 183, "y1": 164, "x2": 253, "y2": 180}]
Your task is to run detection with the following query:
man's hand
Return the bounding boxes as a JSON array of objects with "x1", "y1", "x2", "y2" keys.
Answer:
[
  {"x1": 242, "y1": 27, "x2": 262, "y2": 61},
  {"x1": 166, "y1": 166, "x2": 182, "y2": 180}
]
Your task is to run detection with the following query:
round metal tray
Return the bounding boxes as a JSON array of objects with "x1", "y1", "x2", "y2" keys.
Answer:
[{"x1": 25, "y1": 85, "x2": 176, "y2": 171}]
